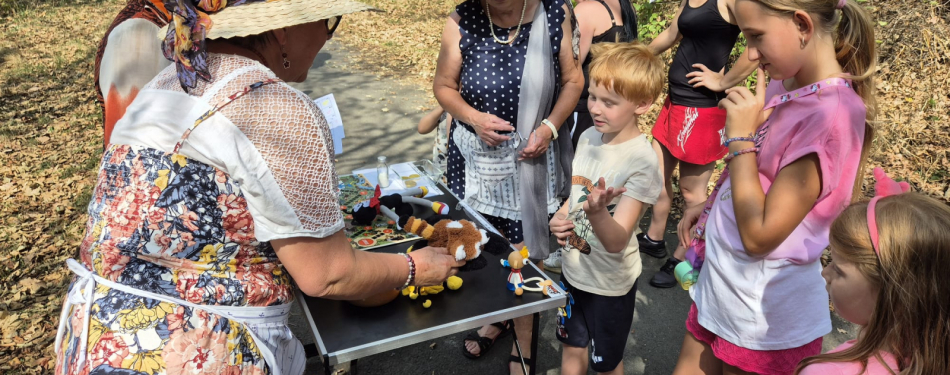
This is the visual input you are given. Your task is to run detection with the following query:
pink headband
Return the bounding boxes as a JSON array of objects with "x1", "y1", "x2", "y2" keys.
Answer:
[
  {"x1": 836, "y1": 0, "x2": 846, "y2": 9},
  {"x1": 866, "y1": 168, "x2": 911, "y2": 255}
]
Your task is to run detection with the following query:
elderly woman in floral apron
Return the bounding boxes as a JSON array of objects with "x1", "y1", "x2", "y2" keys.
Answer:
[
  {"x1": 433, "y1": 0, "x2": 583, "y2": 372},
  {"x1": 55, "y1": 1, "x2": 464, "y2": 374}
]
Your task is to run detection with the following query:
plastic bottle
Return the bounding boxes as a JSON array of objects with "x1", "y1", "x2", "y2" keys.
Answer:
[{"x1": 376, "y1": 156, "x2": 391, "y2": 188}]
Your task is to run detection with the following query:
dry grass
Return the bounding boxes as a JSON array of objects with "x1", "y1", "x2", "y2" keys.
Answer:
[{"x1": 0, "y1": 0, "x2": 122, "y2": 372}]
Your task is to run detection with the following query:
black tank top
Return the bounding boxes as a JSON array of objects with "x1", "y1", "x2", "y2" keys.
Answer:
[
  {"x1": 668, "y1": 0, "x2": 740, "y2": 108},
  {"x1": 576, "y1": 0, "x2": 635, "y2": 112}
]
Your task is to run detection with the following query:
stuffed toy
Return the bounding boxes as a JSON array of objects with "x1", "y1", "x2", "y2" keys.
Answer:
[
  {"x1": 401, "y1": 275, "x2": 464, "y2": 309},
  {"x1": 398, "y1": 243, "x2": 465, "y2": 308},
  {"x1": 399, "y1": 215, "x2": 510, "y2": 271},
  {"x1": 352, "y1": 186, "x2": 449, "y2": 226}
]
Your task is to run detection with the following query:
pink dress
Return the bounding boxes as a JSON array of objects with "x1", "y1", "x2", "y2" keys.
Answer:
[{"x1": 799, "y1": 340, "x2": 900, "y2": 375}]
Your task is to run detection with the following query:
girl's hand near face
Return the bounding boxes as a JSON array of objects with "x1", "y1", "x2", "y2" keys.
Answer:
[{"x1": 719, "y1": 67, "x2": 773, "y2": 138}]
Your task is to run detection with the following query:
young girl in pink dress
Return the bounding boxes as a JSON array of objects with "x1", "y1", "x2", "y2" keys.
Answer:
[
  {"x1": 672, "y1": 0, "x2": 878, "y2": 373},
  {"x1": 797, "y1": 171, "x2": 950, "y2": 374}
]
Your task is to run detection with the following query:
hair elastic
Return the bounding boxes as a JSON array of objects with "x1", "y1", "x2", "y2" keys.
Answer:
[
  {"x1": 866, "y1": 168, "x2": 911, "y2": 255},
  {"x1": 836, "y1": 0, "x2": 847, "y2": 9}
]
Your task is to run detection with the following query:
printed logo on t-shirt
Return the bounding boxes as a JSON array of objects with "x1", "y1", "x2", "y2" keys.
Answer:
[{"x1": 565, "y1": 176, "x2": 615, "y2": 255}]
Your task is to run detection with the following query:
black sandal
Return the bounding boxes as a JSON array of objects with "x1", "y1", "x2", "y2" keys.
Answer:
[
  {"x1": 461, "y1": 320, "x2": 513, "y2": 359},
  {"x1": 508, "y1": 354, "x2": 534, "y2": 375}
]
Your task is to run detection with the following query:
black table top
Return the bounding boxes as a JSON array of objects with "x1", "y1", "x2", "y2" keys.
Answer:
[{"x1": 298, "y1": 179, "x2": 565, "y2": 365}]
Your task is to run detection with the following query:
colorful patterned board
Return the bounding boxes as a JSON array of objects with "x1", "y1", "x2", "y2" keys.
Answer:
[{"x1": 338, "y1": 174, "x2": 418, "y2": 250}]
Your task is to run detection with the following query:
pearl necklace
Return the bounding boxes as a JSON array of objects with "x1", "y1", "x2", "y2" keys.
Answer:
[{"x1": 485, "y1": 0, "x2": 527, "y2": 45}]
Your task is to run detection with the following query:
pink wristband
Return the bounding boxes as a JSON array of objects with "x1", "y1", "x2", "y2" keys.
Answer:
[{"x1": 724, "y1": 147, "x2": 760, "y2": 162}]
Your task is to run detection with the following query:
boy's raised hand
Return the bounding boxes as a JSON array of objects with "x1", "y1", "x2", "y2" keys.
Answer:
[
  {"x1": 549, "y1": 212, "x2": 574, "y2": 246},
  {"x1": 583, "y1": 177, "x2": 626, "y2": 214}
]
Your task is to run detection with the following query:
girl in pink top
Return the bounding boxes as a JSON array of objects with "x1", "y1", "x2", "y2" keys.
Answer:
[
  {"x1": 797, "y1": 178, "x2": 950, "y2": 375},
  {"x1": 671, "y1": 0, "x2": 879, "y2": 374}
]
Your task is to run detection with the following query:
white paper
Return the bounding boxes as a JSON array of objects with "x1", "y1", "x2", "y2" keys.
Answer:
[{"x1": 314, "y1": 93, "x2": 344, "y2": 155}]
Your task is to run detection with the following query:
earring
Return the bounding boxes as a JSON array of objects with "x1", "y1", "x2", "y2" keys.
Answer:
[
  {"x1": 800, "y1": 36, "x2": 806, "y2": 49},
  {"x1": 280, "y1": 47, "x2": 291, "y2": 69}
]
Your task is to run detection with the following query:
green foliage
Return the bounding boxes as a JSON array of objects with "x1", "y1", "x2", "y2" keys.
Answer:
[
  {"x1": 634, "y1": 1, "x2": 671, "y2": 40},
  {"x1": 727, "y1": 34, "x2": 759, "y2": 90}
]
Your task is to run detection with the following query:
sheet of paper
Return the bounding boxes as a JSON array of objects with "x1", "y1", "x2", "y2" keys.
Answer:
[
  {"x1": 330, "y1": 127, "x2": 344, "y2": 156},
  {"x1": 314, "y1": 93, "x2": 344, "y2": 155}
]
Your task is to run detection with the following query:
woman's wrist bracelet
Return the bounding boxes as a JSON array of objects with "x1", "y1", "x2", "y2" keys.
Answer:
[
  {"x1": 541, "y1": 119, "x2": 558, "y2": 140},
  {"x1": 398, "y1": 253, "x2": 416, "y2": 290},
  {"x1": 724, "y1": 147, "x2": 760, "y2": 162},
  {"x1": 723, "y1": 136, "x2": 754, "y2": 147}
]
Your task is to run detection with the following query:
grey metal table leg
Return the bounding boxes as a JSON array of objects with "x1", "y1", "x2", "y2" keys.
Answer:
[{"x1": 511, "y1": 313, "x2": 540, "y2": 375}]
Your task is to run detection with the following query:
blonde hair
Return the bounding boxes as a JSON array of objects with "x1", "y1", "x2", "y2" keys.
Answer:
[
  {"x1": 796, "y1": 194, "x2": 950, "y2": 374},
  {"x1": 747, "y1": 0, "x2": 877, "y2": 198},
  {"x1": 588, "y1": 42, "x2": 664, "y2": 104}
]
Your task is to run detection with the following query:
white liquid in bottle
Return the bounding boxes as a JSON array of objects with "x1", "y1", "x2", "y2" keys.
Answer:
[{"x1": 376, "y1": 156, "x2": 391, "y2": 188}]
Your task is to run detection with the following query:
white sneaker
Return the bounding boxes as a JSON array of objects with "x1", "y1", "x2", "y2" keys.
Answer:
[{"x1": 543, "y1": 249, "x2": 562, "y2": 274}]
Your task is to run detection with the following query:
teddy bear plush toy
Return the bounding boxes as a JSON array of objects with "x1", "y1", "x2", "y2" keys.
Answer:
[{"x1": 399, "y1": 215, "x2": 510, "y2": 271}]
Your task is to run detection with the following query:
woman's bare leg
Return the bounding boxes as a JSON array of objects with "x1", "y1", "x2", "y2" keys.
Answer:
[
  {"x1": 646, "y1": 140, "x2": 679, "y2": 242},
  {"x1": 669, "y1": 160, "x2": 715, "y2": 261}
]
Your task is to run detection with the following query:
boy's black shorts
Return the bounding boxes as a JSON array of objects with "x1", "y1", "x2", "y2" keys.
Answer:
[{"x1": 555, "y1": 273, "x2": 638, "y2": 373}]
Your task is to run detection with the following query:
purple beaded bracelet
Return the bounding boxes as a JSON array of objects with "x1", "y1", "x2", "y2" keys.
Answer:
[
  {"x1": 399, "y1": 253, "x2": 416, "y2": 290},
  {"x1": 723, "y1": 136, "x2": 755, "y2": 147},
  {"x1": 725, "y1": 147, "x2": 760, "y2": 162}
]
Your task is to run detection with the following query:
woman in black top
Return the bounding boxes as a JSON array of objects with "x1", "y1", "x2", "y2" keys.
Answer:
[{"x1": 641, "y1": 0, "x2": 757, "y2": 289}]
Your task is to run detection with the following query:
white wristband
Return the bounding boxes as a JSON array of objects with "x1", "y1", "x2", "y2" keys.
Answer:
[{"x1": 541, "y1": 119, "x2": 558, "y2": 140}]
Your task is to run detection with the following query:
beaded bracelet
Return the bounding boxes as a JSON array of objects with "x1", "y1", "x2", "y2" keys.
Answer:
[
  {"x1": 398, "y1": 253, "x2": 416, "y2": 290},
  {"x1": 723, "y1": 136, "x2": 755, "y2": 147},
  {"x1": 724, "y1": 147, "x2": 760, "y2": 162}
]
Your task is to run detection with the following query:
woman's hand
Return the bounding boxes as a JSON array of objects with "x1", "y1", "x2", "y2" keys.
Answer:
[
  {"x1": 518, "y1": 124, "x2": 553, "y2": 160},
  {"x1": 582, "y1": 177, "x2": 626, "y2": 215},
  {"x1": 687, "y1": 64, "x2": 726, "y2": 92},
  {"x1": 719, "y1": 67, "x2": 772, "y2": 139},
  {"x1": 677, "y1": 202, "x2": 706, "y2": 248},
  {"x1": 471, "y1": 112, "x2": 515, "y2": 147},
  {"x1": 549, "y1": 212, "x2": 575, "y2": 246},
  {"x1": 407, "y1": 246, "x2": 466, "y2": 287}
]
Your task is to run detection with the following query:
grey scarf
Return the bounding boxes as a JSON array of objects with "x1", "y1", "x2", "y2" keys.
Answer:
[{"x1": 517, "y1": 1, "x2": 573, "y2": 260}]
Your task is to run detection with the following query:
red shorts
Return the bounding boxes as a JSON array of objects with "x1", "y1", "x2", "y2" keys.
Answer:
[
  {"x1": 652, "y1": 98, "x2": 728, "y2": 165},
  {"x1": 686, "y1": 303, "x2": 822, "y2": 375}
]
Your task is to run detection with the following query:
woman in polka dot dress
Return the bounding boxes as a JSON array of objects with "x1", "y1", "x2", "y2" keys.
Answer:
[{"x1": 433, "y1": 0, "x2": 582, "y2": 372}]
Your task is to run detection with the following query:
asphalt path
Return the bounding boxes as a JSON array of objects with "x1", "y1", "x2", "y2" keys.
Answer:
[{"x1": 285, "y1": 41, "x2": 858, "y2": 375}]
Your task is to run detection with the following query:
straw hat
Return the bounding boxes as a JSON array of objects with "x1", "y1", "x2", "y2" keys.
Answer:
[{"x1": 160, "y1": 0, "x2": 379, "y2": 40}]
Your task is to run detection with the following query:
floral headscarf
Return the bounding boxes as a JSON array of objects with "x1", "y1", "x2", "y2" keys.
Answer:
[{"x1": 161, "y1": 0, "x2": 265, "y2": 89}]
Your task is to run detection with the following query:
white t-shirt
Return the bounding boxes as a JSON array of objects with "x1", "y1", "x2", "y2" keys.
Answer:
[
  {"x1": 561, "y1": 129, "x2": 662, "y2": 296},
  {"x1": 690, "y1": 80, "x2": 867, "y2": 350}
]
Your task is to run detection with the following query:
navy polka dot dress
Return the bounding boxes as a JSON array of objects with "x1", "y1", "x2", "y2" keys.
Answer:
[{"x1": 447, "y1": 0, "x2": 566, "y2": 243}]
